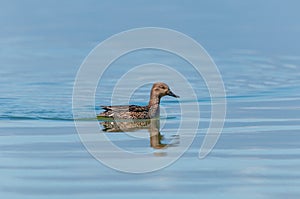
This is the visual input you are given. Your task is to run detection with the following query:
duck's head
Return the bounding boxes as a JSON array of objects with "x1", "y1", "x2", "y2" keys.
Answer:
[{"x1": 151, "y1": 82, "x2": 180, "y2": 98}]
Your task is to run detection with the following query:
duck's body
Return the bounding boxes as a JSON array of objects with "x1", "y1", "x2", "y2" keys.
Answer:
[
  {"x1": 99, "y1": 105, "x2": 151, "y2": 119},
  {"x1": 98, "y1": 82, "x2": 179, "y2": 119}
]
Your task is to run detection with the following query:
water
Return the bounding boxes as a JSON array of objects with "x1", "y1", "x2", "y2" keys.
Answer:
[{"x1": 1, "y1": 1, "x2": 300, "y2": 198}]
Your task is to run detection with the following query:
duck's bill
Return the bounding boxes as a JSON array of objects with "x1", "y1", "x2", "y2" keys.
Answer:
[{"x1": 167, "y1": 90, "x2": 180, "y2": 98}]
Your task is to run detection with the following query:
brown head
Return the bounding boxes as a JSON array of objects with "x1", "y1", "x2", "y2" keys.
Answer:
[
  {"x1": 150, "y1": 82, "x2": 179, "y2": 99},
  {"x1": 148, "y1": 82, "x2": 179, "y2": 117}
]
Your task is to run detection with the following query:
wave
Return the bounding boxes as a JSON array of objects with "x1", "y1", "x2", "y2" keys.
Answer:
[
  {"x1": 0, "y1": 116, "x2": 74, "y2": 121},
  {"x1": 0, "y1": 115, "x2": 180, "y2": 122}
]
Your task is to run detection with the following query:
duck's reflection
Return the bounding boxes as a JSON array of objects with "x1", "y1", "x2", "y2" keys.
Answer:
[{"x1": 100, "y1": 119, "x2": 177, "y2": 149}]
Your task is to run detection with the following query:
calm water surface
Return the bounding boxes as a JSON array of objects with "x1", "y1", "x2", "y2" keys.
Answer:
[
  {"x1": 1, "y1": 1, "x2": 300, "y2": 199},
  {"x1": 1, "y1": 50, "x2": 300, "y2": 199}
]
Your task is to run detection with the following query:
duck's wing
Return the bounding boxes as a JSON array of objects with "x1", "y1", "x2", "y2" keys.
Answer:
[
  {"x1": 100, "y1": 105, "x2": 129, "y2": 111},
  {"x1": 101, "y1": 105, "x2": 148, "y2": 112},
  {"x1": 128, "y1": 105, "x2": 149, "y2": 112}
]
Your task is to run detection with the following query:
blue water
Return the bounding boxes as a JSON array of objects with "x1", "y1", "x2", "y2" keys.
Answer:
[{"x1": 1, "y1": 1, "x2": 300, "y2": 198}]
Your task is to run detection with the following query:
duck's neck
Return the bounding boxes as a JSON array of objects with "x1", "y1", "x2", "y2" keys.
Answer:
[
  {"x1": 148, "y1": 93, "x2": 161, "y2": 118},
  {"x1": 148, "y1": 93, "x2": 161, "y2": 106}
]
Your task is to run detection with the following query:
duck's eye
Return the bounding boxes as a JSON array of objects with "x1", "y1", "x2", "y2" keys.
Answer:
[{"x1": 159, "y1": 86, "x2": 166, "y2": 89}]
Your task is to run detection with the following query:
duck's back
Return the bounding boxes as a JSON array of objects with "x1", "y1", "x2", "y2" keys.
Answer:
[{"x1": 98, "y1": 105, "x2": 150, "y2": 119}]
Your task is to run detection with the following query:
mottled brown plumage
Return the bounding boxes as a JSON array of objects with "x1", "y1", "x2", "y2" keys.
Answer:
[{"x1": 98, "y1": 82, "x2": 179, "y2": 119}]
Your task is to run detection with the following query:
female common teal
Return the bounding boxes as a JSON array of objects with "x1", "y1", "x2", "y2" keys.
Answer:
[{"x1": 98, "y1": 82, "x2": 179, "y2": 119}]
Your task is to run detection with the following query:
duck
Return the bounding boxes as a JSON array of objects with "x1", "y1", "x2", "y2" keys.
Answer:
[{"x1": 98, "y1": 82, "x2": 179, "y2": 119}]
